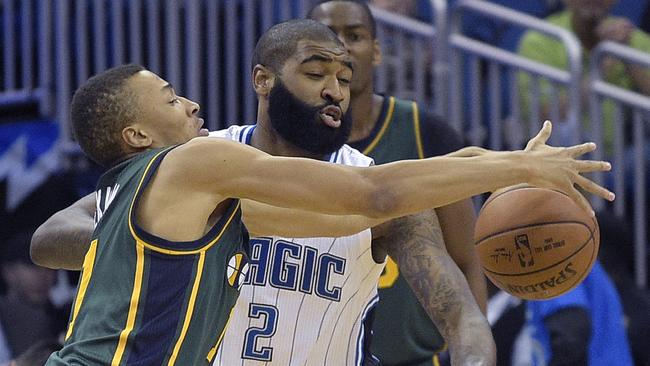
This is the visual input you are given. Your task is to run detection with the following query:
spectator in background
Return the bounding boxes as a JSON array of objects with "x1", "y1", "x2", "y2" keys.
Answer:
[
  {"x1": 517, "y1": 0, "x2": 650, "y2": 150},
  {"x1": 368, "y1": 0, "x2": 433, "y2": 22},
  {"x1": 369, "y1": 0, "x2": 417, "y2": 17},
  {"x1": 598, "y1": 211, "x2": 650, "y2": 366},
  {"x1": 520, "y1": 260, "x2": 633, "y2": 366},
  {"x1": 0, "y1": 231, "x2": 65, "y2": 361}
]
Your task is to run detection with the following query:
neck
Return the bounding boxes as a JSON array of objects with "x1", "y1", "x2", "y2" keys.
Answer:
[
  {"x1": 571, "y1": 12, "x2": 601, "y2": 51},
  {"x1": 348, "y1": 86, "x2": 385, "y2": 143},
  {"x1": 253, "y1": 111, "x2": 328, "y2": 160}
]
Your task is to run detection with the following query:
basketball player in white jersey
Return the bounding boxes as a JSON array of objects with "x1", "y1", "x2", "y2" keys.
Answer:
[
  {"x1": 30, "y1": 20, "x2": 612, "y2": 366},
  {"x1": 208, "y1": 20, "x2": 496, "y2": 366}
]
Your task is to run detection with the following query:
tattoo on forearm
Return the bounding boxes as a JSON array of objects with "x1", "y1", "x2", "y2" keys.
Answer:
[{"x1": 379, "y1": 210, "x2": 495, "y2": 365}]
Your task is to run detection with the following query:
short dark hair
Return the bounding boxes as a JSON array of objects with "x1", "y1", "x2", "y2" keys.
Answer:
[
  {"x1": 70, "y1": 64, "x2": 145, "y2": 167},
  {"x1": 251, "y1": 19, "x2": 345, "y2": 72},
  {"x1": 307, "y1": 0, "x2": 377, "y2": 38}
]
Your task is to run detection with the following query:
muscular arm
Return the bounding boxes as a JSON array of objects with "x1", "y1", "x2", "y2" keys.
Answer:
[
  {"x1": 241, "y1": 200, "x2": 385, "y2": 237},
  {"x1": 28, "y1": 194, "x2": 385, "y2": 270},
  {"x1": 166, "y1": 123, "x2": 611, "y2": 222},
  {"x1": 374, "y1": 210, "x2": 496, "y2": 366},
  {"x1": 437, "y1": 199, "x2": 488, "y2": 314},
  {"x1": 30, "y1": 193, "x2": 95, "y2": 270}
]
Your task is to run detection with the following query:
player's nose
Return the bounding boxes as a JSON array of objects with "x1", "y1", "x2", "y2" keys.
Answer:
[
  {"x1": 183, "y1": 97, "x2": 200, "y2": 115},
  {"x1": 322, "y1": 80, "x2": 344, "y2": 104}
]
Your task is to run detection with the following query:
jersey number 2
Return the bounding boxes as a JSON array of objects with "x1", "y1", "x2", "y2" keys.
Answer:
[{"x1": 242, "y1": 303, "x2": 278, "y2": 361}]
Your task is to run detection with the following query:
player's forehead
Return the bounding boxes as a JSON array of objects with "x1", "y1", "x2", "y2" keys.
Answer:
[
  {"x1": 128, "y1": 70, "x2": 171, "y2": 94},
  {"x1": 311, "y1": 2, "x2": 372, "y2": 33},
  {"x1": 289, "y1": 39, "x2": 352, "y2": 70}
]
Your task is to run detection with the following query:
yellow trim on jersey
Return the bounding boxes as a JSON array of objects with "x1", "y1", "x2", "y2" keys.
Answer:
[
  {"x1": 434, "y1": 342, "x2": 448, "y2": 355},
  {"x1": 127, "y1": 147, "x2": 241, "y2": 255},
  {"x1": 130, "y1": 202, "x2": 240, "y2": 255},
  {"x1": 433, "y1": 354, "x2": 440, "y2": 366},
  {"x1": 167, "y1": 251, "x2": 206, "y2": 366},
  {"x1": 111, "y1": 243, "x2": 145, "y2": 366},
  {"x1": 206, "y1": 307, "x2": 236, "y2": 362},
  {"x1": 65, "y1": 239, "x2": 98, "y2": 340},
  {"x1": 412, "y1": 102, "x2": 425, "y2": 159},
  {"x1": 378, "y1": 255, "x2": 399, "y2": 289},
  {"x1": 362, "y1": 96, "x2": 395, "y2": 155}
]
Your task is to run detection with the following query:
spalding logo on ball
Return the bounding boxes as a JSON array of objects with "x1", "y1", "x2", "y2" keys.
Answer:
[{"x1": 474, "y1": 185, "x2": 599, "y2": 300}]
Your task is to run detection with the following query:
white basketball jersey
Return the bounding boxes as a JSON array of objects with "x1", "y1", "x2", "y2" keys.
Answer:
[{"x1": 209, "y1": 125, "x2": 384, "y2": 366}]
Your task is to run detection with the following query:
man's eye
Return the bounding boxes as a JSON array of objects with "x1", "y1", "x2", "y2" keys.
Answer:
[
  {"x1": 338, "y1": 78, "x2": 351, "y2": 85},
  {"x1": 349, "y1": 33, "x2": 361, "y2": 41},
  {"x1": 306, "y1": 73, "x2": 324, "y2": 79},
  {"x1": 169, "y1": 97, "x2": 180, "y2": 104}
]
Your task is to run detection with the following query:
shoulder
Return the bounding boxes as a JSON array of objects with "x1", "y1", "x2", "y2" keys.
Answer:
[
  {"x1": 518, "y1": 12, "x2": 568, "y2": 54},
  {"x1": 161, "y1": 137, "x2": 253, "y2": 173},
  {"x1": 630, "y1": 27, "x2": 650, "y2": 53},
  {"x1": 415, "y1": 106, "x2": 465, "y2": 156}
]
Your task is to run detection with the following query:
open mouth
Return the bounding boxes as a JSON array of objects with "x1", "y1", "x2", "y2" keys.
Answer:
[
  {"x1": 197, "y1": 118, "x2": 209, "y2": 136},
  {"x1": 319, "y1": 105, "x2": 342, "y2": 128}
]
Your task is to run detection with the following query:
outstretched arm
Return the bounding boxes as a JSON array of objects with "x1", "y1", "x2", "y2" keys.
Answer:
[
  {"x1": 374, "y1": 210, "x2": 495, "y2": 366},
  {"x1": 31, "y1": 193, "x2": 95, "y2": 270},
  {"x1": 166, "y1": 122, "x2": 613, "y2": 222}
]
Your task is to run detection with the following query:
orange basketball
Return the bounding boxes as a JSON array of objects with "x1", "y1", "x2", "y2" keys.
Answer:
[{"x1": 474, "y1": 186, "x2": 599, "y2": 300}]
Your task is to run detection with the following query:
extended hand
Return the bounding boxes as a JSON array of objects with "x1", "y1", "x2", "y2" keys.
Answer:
[{"x1": 523, "y1": 121, "x2": 614, "y2": 215}]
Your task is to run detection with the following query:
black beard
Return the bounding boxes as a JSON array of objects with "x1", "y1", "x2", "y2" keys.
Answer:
[{"x1": 267, "y1": 79, "x2": 352, "y2": 156}]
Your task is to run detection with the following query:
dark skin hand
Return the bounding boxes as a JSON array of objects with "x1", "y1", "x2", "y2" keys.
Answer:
[{"x1": 373, "y1": 210, "x2": 496, "y2": 366}]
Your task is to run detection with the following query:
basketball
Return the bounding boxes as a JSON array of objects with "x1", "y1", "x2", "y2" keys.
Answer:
[{"x1": 474, "y1": 185, "x2": 600, "y2": 300}]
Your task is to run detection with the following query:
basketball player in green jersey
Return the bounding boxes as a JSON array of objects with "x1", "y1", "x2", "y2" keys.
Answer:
[{"x1": 309, "y1": 2, "x2": 485, "y2": 365}]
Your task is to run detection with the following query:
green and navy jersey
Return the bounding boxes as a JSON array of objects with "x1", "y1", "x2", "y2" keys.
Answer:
[
  {"x1": 46, "y1": 147, "x2": 249, "y2": 366},
  {"x1": 349, "y1": 96, "x2": 463, "y2": 366}
]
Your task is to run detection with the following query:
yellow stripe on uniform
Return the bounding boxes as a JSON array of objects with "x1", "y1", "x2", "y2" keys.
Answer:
[
  {"x1": 206, "y1": 307, "x2": 237, "y2": 363},
  {"x1": 126, "y1": 147, "x2": 242, "y2": 255},
  {"x1": 362, "y1": 97, "x2": 395, "y2": 155},
  {"x1": 433, "y1": 354, "x2": 440, "y2": 366},
  {"x1": 412, "y1": 102, "x2": 425, "y2": 159},
  {"x1": 167, "y1": 251, "x2": 206, "y2": 366},
  {"x1": 131, "y1": 201, "x2": 241, "y2": 256},
  {"x1": 65, "y1": 239, "x2": 99, "y2": 340},
  {"x1": 111, "y1": 243, "x2": 146, "y2": 366}
]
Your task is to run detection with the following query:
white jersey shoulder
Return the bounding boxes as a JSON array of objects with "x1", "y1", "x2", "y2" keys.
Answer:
[
  {"x1": 211, "y1": 124, "x2": 382, "y2": 366},
  {"x1": 209, "y1": 124, "x2": 374, "y2": 167}
]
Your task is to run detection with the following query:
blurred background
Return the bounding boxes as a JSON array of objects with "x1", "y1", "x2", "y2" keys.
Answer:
[{"x1": 0, "y1": 0, "x2": 649, "y2": 365}]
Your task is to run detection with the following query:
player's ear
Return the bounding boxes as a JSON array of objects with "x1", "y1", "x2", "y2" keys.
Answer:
[
  {"x1": 253, "y1": 64, "x2": 275, "y2": 97},
  {"x1": 122, "y1": 124, "x2": 153, "y2": 149},
  {"x1": 372, "y1": 38, "x2": 382, "y2": 66}
]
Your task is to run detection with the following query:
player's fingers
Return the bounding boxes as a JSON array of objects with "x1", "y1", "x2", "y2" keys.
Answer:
[
  {"x1": 573, "y1": 160, "x2": 611, "y2": 173},
  {"x1": 565, "y1": 142, "x2": 597, "y2": 157},
  {"x1": 525, "y1": 120, "x2": 552, "y2": 150},
  {"x1": 573, "y1": 173, "x2": 616, "y2": 201},
  {"x1": 566, "y1": 185, "x2": 595, "y2": 217}
]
